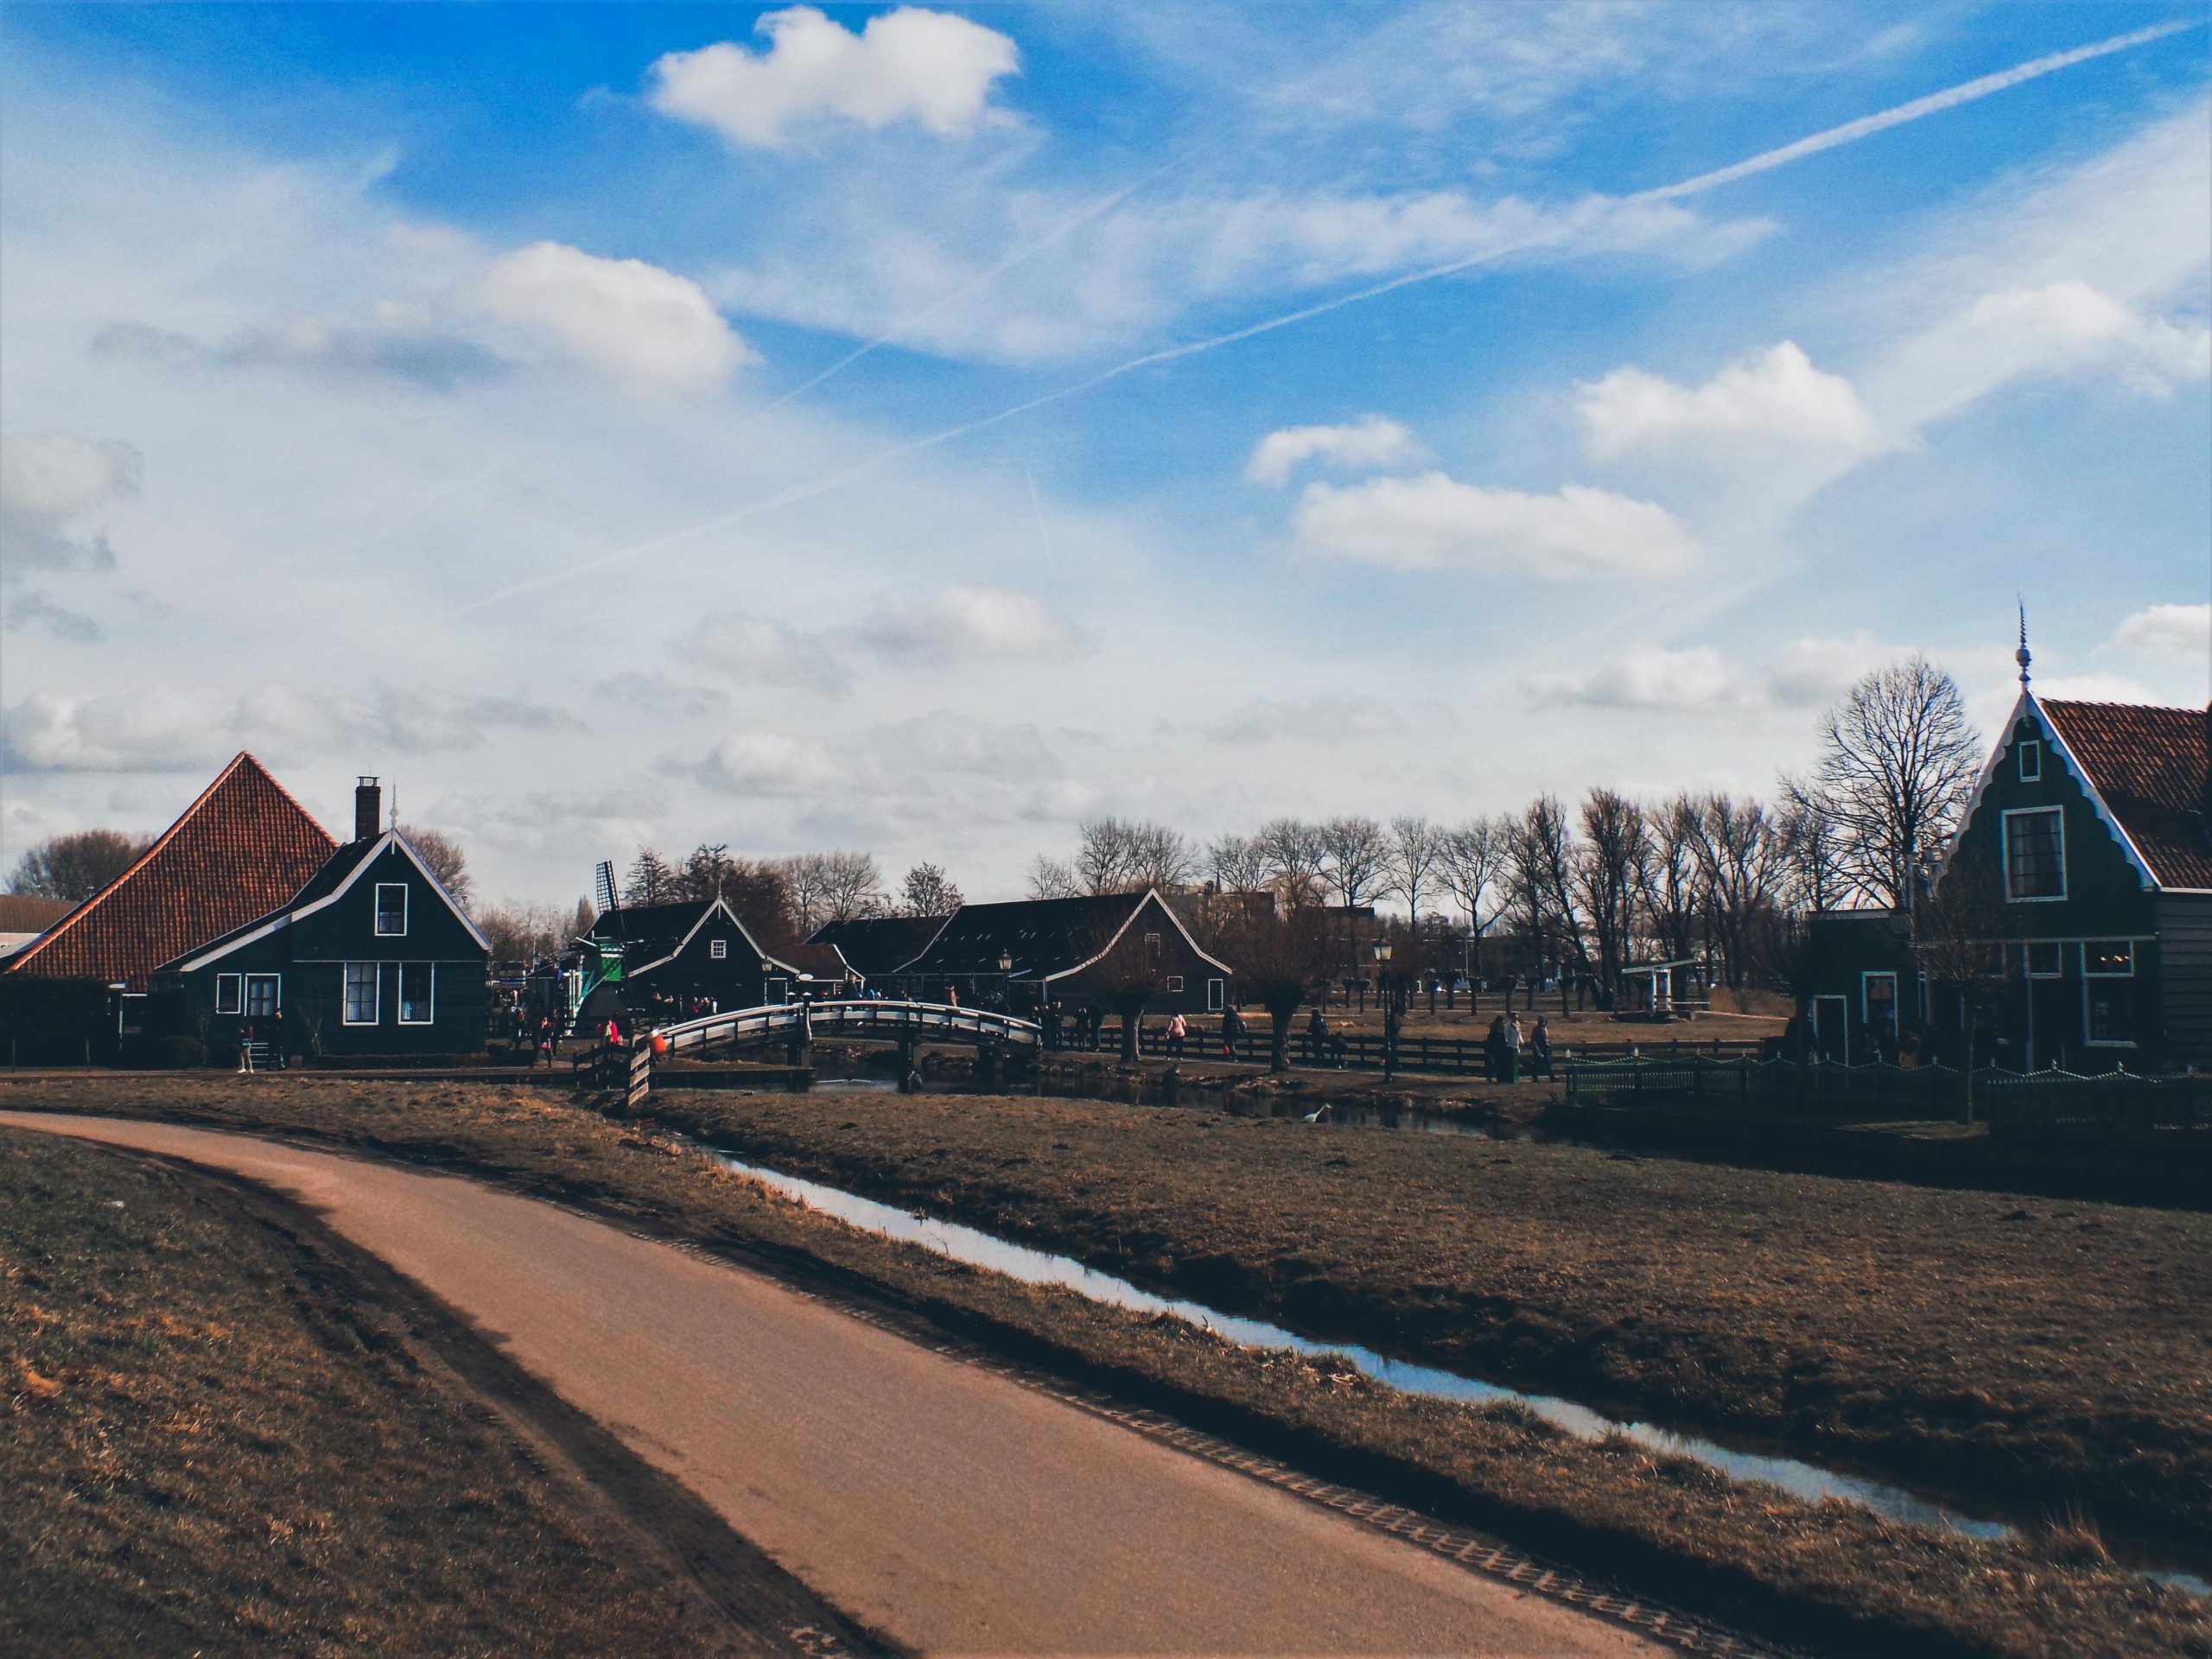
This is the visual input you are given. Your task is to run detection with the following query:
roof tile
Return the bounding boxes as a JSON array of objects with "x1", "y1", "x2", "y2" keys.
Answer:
[{"x1": 2042, "y1": 699, "x2": 2212, "y2": 890}]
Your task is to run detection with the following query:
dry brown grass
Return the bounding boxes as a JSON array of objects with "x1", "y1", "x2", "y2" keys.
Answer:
[
  {"x1": 0, "y1": 1128, "x2": 735, "y2": 1657},
  {"x1": 3, "y1": 1075, "x2": 2207, "y2": 1659}
]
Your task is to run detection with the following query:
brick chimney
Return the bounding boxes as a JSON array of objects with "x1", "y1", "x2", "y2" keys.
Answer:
[{"x1": 354, "y1": 777, "x2": 382, "y2": 843}]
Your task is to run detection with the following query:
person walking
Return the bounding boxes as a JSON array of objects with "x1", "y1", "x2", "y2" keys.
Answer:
[
  {"x1": 1221, "y1": 1004, "x2": 1243, "y2": 1059},
  {"x1": 1529, "y1": 1014, "x2": 1554, "y2": 1081},
  {"x1": 1306, "y1": 1007, "x2": 1326, "y2": 1066},
  {"x1": 1502, "y1": 1011, "x2": 1524, "y2": 1084},
  {"x1": 1166, "y1": 1011, "x2": 1187, "y2": 1059},
  {"x1": 1483, "y1": 1014, "x2": 1506, "y2": 1082}
]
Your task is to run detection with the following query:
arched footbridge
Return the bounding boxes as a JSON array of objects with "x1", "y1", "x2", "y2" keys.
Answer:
[{"x1": 617, "y1": 1000, "x2": 1042, "y2": 1109}]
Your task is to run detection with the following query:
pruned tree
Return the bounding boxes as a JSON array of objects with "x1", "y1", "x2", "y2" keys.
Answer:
[
  {"x1": 1915, "y1": 847, "x2": 2017, "y2": 1122},
  {"x1": 398, "y1": 825, "x2": 473, "y2": 911},
  {"x1": 1380, "y1": 816, "x2": 1443, "y2": 928},
  {"x1": 1573, "y1": 790, "x2": 1648, "y2": 1008},
  {"x1": 5, "y1": 829, "x2": 150, "y2": 901},
  {"x1": 1805, "y1": 657, "x2": 1981, "y2": 915},
  {"x1": 899, "y1": 862, "x2": 962, "y2": 918},
  {"x1": 1215, "y1": 898, "x2": 1334, "y2": 1072}
]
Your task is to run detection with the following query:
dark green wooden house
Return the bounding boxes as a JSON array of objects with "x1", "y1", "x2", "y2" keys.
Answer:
[
  {"x1": 1809, "y1": 680, "x2": 2211, "y2": 1071},
  {"x1": 151, "y1": 781, "x2": 489, "y2": 1061}
]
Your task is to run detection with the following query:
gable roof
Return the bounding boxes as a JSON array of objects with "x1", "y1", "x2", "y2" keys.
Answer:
[
  {"x1": 898, "y1": 889, "x2": 1231, "y2": 981},
  {"x1": 806, "y1": 914, "x2": 949, "y2": 978},
  {"x1": 588, "y1": 896, "x2": 805, "y2": 979},
  {"x1": 0, "y1": 894, "x2": 73, "y2": 935},
  {"x1": 159, "y1": 829, "x2": 491, "y2": 974},
  {"x1": 2041, "y1": 698, "x2": 2212, "y2": 891},
  {"x1": 5, "y1": 753, "x2": 335, "y2": 990}
]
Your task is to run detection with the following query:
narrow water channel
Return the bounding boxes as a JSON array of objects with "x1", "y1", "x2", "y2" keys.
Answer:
[{"x1": 674, "y1": 1129, "x2": 2209, "y2": 1599}]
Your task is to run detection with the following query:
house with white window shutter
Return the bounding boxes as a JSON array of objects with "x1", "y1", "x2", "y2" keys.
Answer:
[{"x1": 149, "y1": 779, "x2": 489, "y2": 1061}]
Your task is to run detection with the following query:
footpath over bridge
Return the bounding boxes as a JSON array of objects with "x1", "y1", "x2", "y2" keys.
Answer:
[{"x1": 619, "y1": 999, "x2": 1041, "y2": 1109}]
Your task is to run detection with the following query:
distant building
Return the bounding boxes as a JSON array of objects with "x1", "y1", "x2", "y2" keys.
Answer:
[
  {"x1": 892, "y1": 889, "x2": 1231, "y2": 1015},
  {"x1": 806, "y1": 914, "x2": 950, "y2": 986},
  {"x1": 0, "y1": 895, "x2": 73, "y2": 962},
  {"x1": 571, "y1": 898, "x2": 825, "y2": 1033},
  {"x1": 151, "y1": 779, "x2": 489, "y2": 1060},
  {"x1": 1810, "y1": 668, "x2": 2210, "y2": 1071},
  {"x1": 3, "y1": 753, "x2": 335, "y2": 993}
]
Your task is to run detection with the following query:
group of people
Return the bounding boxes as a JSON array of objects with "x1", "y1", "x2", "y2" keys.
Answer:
[{"x1": 1479, "y1": 1012, "x2": 1554, "y2": 1082}]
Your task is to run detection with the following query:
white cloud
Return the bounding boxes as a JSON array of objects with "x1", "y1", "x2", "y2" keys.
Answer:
[
  {"x1": 0, "y1": 690, "x2": 214, "y2": 772},
  {"x1": 0, "y1": 430, "x2": 140, "y2": 574},
  {"x1": 678, "y1": 611, "x2": 852, "y2": 695},
  {"x1": 1523, "y1": 646, "x2": 1741, "y2": 711},
  {"x1": 467, "y1": 242, "x2": 755, "y2": 399},
  {"x1": 1289, "y1": 472, "x2": 1700, "y2": 580},
  {"x1": 1205, "y1": 694, "x2": 1405, "y2": 743},
  {"x1": 676, "y1": 732, "x2": 836, "y2": 797},
  {"x1": 856, "y1": 584, "x2": 1085, "y2": 661},
  {"x1": 648, "y1": 6, "x2": 1020, "y2": 149},
  {"x1": 4, "y1": 590, "x2": 101, "y2": 643},
  {"x1": 1246, "y1": 416, "x2": 1423, "y2": 486},
  {"x1": 1763, "y1": 632, "x2": 1900, "y2": 707},
  {"x1": 1577, "y1": 341, "x2": 1889, "y2": 461},
  {"x1": 1961, "y1": 280, "x2": 2211, "y2": 395},
  {"x1": 2106, "y1": 602, "x2": 2210, "y2": 661},
  {"x1": 92, "y1": 313, "x2": 510, "y2": 393},
  {"x1": 2030, "y1": 671, "x2": 2164, "y2": 705}
]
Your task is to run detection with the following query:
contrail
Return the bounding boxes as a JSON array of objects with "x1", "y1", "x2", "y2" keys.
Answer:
[
  {"x1": 453, "y1": 20, "x2": 2194, "y2": 615},
  {"x1": 1643, "y1": 19, "x2": 2197, "y2": 200}
]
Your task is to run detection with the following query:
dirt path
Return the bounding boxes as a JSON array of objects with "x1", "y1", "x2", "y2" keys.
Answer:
[{"x1": 4, "y1": 1112, "x2": 1666, "y2": 1658}]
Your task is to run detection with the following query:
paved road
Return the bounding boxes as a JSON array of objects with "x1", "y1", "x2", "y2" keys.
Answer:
[{"x1": 6, "y1": 1113, "x2": 1665, "y2": 1658}]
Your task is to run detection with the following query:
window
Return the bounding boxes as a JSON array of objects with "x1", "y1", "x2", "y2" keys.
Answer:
[
  {"x1": 343, "y1": 963, "x2": 379, "y2": 1025},
  {"x1": 1144, "y1": 931, "x2": 1162, "y2": 967},
  {"x1": 398, "y1": 963, "x2": 434, "y2": 1024},
  {"x1": 709, "y1": 938, "x2": 728, "y2": 960},
  {"x1": 1164, "y1": 975, "x2": 1185, "y2": 994},
  {"x1": 215, "y1": 974, "x2": 242, "y2": 1014},
  {"x1": 1206, "y1": 977, "x2": 1224, "y2": 1012},
  {"x1": 375, "y1": 883, "x2": 408, "y2": 937},
  {"x1": 2002, "y1": 808, "x2": 2065, "y2": 901},
  {"x1": 244, "y1": 974, "x2": 280, "y2": 1018},
  {"x1": 2083, "y1": 940, "x2": 2133, "y2": 976},
  {"x1": 2023, "y1": 942, "x2": 2063, "y2": 979},
  {"x1": 2017, "y1": 738, "x2": 2042, "y2": 782},
  {"x1": 1862, "y1": 972, "x2": 1897, "y2": 1046}
]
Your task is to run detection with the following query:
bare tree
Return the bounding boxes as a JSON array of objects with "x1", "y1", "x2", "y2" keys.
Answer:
[
  {"x1": 1638, "y1": 795, "x2": 1704, "y2": 967},
  {"x1": 1069, "y1": 816, "x2": 1192, "y2": 894},
  {"x1": 1776, "y1": 777, "x2": 1847, "y2": 915},
  {"x1": 1206, "y1": 833, "x2": 1272, "y2": 894},
  {"x1": 398, "y1": 826, "x2": 474, "y2": 910},
  {"x1": 1319, "y1": 815, "x2": 1389, "y2": 973},
  {"x1": 1681, "y1": 795, "x2": 1784, "y2": 991},
  {"x1": 1380, "y1": 816, "x2": 1444, "y2": 927},
  {"x1": 1254, "y1": 817, "x2": 1327, "y2": 906},
  {"x1": 477, "y1": 901, "x2": 569, "y2": 963},
  {"x1": 1508, "y1": 798, "x2": 1589, "y2": 1010},
  {"x1": 5, "y1": 829, "x2": 150, "y2": 901},
  {"x1": 624, "y1": 847, "x2": 677, "y2": 906},
  {"x1": 781, "y1": 850, "x2": 884, "y2": 935},
  {"x1": 899, "y1": 862, "x2": 962, "y2": 918},
  {"x1": 1806, "y1": 656, "x2": 1981, "y2": 914},
  {"x1": 1026, "y1": 855, "x2": 1084, "y2": 900},
  {"x1": 1215, "y1": 898, "x2": 1334, "y2": 1072},
  {"x1": 1436, "y1": 818, "x2": 1505, "y2": 988},
  {"x1": 1915, "y1": 847, "x2": 2017, "y2": 1122},
  {"x1": 1573, "y1": 790, "x2": 1648, "y2": 1008}
]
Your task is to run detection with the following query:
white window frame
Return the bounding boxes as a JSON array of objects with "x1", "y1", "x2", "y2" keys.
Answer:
[
  {"x1": 1861, "y1": 970, "x2": 1898, "y2": 1028},
  {"x1": 397, "y1": 962, "x2": 435, "y2": 1026},
  {"x1": 1143, "y1": 931, "x2": 1162, "y2": 966},
  {"x1": 215, "y1": 973, "x2": 242, "y2": 1015},
  {"x1": 709, "y1": 938, "x2": 728, "y2": 959},
  {"x1": 2000, "y1": 806, "x2": 2067, "y2": 903},
  {"x1": 342, "y1": 962, "x2": 380, "y2": 1026},
  {"x1": 2022, "y1": 941, "x2": 2063, "y2": 980},
  {"x1": 244, "y1": 973, "x2": 281, "y2": 1018},
  {"x1": 1164, "y1": 974, "x2": 1185, "y2": 994},
  {"x1": 2082, "y1": 944, "x2": 2136, "y2": 1047},
  {"x1": 1206, "y1": 977, "x2": 1224, "y2": 1012},
  {"x1": 2017, "y1": 738, "x2": 2042, "y2": 783},
  {"x1": 374, "y1": 882, "x2": 409, "y2": 937}
]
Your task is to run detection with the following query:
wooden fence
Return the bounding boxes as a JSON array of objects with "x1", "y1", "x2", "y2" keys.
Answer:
[
  {"x1": 1562, "y1": 1057, "x2": 1966, "y2": 1114},
  {"x1": 1982, "y1": 1071, "x2": 2212, "y2": 1140},
  {"x1": 1105, "y1": 1025, "x2": 1761, "y2": 1077}
]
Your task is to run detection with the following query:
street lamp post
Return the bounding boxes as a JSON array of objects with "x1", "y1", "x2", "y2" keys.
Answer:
[{"x1": 1373, "y1": 939, "x2": 1395, "y2": 1078}]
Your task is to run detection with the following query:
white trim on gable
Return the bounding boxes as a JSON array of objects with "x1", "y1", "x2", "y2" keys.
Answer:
[
  {"x1": 623, "y1": 897, "x2": 804, "y2": 980},
  {"x1": 170, "y1": 830, "x2": 489, "y2": 973},
  {"x1": 1041, "y1": 889, "x2": 1235, "y2": 982},
  {"x1": 1934, "y1": 690, "x2": 2160, "y2": 895}
]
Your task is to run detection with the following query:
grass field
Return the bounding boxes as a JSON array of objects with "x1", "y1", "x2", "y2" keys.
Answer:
[
  {"x1": 647, "y1": 1088, "x2": 2212, "y2": 1554},
  {"x1": 3, "y1": 1075, "x2": 2206, "y2": 1659}
]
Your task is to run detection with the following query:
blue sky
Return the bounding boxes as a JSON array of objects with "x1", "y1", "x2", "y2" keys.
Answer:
[{"x1": 3, "y1": 3, "x2": 2208, "y2": 906}]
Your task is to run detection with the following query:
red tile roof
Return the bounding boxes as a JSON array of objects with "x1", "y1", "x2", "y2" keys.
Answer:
[
  {"x1": 2043, "y1": 699, "x2": 2212, "y2": 891},
  {"x1": 0, "y1": 894, "x2": 73, "y2": 934},
  {"x1": 3, "y1": 753, "x2": 336, "y2": 989}
]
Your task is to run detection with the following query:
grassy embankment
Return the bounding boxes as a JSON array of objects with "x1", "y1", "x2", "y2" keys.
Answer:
[
  {"x1": 3, "y1": 1075, "x2": 2206, "y2": 1659},
  {"x1": 652, "y1": 1089, "x2": 2212, "y2": 1549},
  {"x1": 0, "y1": 1127, "x2": 882, "y2": 1658}
]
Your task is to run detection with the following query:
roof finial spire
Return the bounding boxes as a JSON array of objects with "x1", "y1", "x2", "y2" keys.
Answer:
[{"x1": 2016, "y1": 597, "x2": 2031, "y2": 687}]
